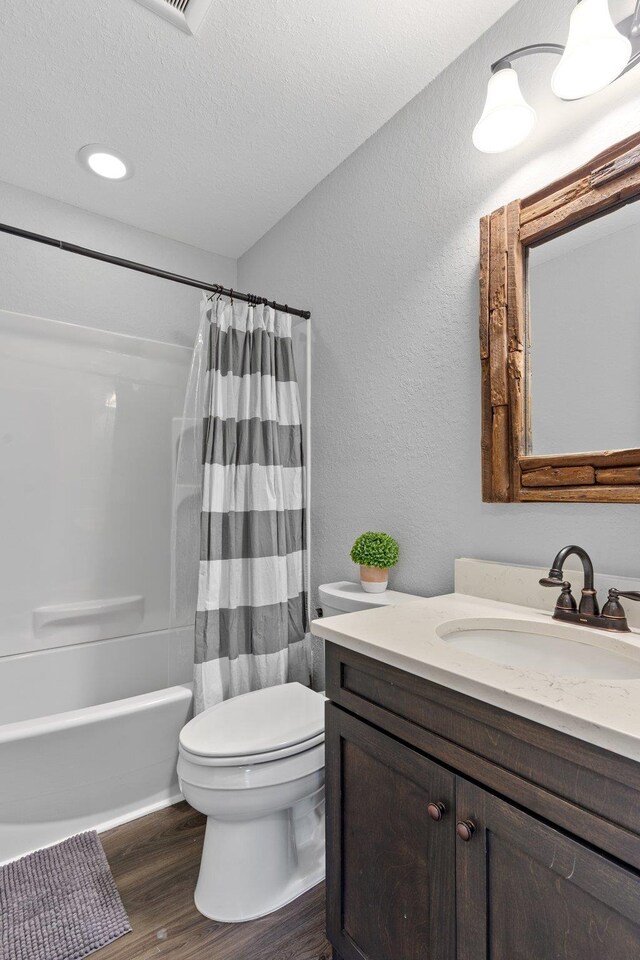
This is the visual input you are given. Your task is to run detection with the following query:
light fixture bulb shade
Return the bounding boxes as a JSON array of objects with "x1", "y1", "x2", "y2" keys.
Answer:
[
  {"x1": 472, "y1": 68, "x2": 537, "y2": 154},
  {"x1": 551, "y1": 0, "x2": 631, "y2": 100}
]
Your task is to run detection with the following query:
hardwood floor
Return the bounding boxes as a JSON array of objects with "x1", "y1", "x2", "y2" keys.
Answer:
[{"x1": 99, "y1": 802, "x2": 332, "y2": 960}]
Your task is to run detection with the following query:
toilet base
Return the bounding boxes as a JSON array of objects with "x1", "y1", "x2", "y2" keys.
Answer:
[
  {"x1": 193, "y1": 799, "x2": 325, "y2": 922},
  {"x1": 194, "y1": 860, "x2": 325, "y2": 923}
]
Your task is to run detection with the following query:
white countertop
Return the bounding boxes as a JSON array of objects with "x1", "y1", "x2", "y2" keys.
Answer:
[{"x1": 311, "y1": 591, "x2": 640, "y2": 762}]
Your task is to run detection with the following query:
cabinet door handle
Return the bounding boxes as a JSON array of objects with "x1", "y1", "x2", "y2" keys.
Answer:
[
  {"x1": 456, "y1": 819, "x2": 476, "y2": 842},
  {"x1": 427, "y1": 801, "x2": 447, "y2": 822}
]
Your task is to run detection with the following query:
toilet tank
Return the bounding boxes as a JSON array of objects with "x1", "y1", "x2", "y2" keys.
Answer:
[{"x1": 318, "y1": 581, "x2": 420, "y2": 618}]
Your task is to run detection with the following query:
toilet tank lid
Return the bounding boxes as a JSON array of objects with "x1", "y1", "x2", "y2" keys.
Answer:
[
  {"x1": 318, "y1": 581, "x2": 420, "y2": 613},
  {"x1": 179, "y1": 682, "x2": 325, "y2": 759}
]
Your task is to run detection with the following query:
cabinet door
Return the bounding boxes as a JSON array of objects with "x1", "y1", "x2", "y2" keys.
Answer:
[
  {"x1": 456, "y1": 777, "x2": 640, "y2": 960},
  {"x1": 326, "y1": 703, "x2": 456, "y2": 960}
]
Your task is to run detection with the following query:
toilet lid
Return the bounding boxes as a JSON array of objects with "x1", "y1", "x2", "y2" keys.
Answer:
[{"x1": 179, "y1": 682, "x2": 325, "y2": 759}]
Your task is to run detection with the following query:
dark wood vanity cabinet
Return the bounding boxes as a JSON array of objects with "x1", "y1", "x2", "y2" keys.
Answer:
[
  {"x1": 326, "y1": 705, "x2": 456, "y2": 960},
  {"x1": 456, "y1": 778, "x2": 640, "y2": 960},
  {"x1": 325, "y1": 642, "x2": 640, "y2": 960}
]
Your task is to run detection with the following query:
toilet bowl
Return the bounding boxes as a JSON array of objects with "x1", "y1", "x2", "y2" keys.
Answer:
[{"x1": 177, "y1": 682, "x2": 326, "y2": 922}]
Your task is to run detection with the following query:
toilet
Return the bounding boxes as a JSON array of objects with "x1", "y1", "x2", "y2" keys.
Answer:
[
  {"x1": 178, "y1": 682, "x2": 325, "y2": 922},
  {"x1": 179, "y1": 581, "x2": 419, "y2": 923},
  {"x1": 319, "y1": 580, "x2": 421, "y2": 618}
]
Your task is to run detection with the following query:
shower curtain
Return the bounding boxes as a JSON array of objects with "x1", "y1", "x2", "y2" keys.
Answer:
[{"x1": 182, "y1": 296, "x2": 310, "y2": 713}]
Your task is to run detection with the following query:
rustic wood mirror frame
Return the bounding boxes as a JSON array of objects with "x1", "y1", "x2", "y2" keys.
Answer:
[{"x1": 480, "y1": 131, "x2": 640, "y2": 504}]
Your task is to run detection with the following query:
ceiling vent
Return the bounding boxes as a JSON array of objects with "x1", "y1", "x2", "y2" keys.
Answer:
[{"x1": 133, "y1": 0, "x2": 215, "y2": 34}]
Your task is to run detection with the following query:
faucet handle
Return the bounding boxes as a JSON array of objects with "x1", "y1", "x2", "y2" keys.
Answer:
[
  {"x1": 610, "y1": 589, "x2": 640, "y2": 603},
  {"x1": 539, "y1": 577, "x2": 577, "y2": 613},
  {"x1": 601, "y1": 588, "x2": 640, "y2": 631}
]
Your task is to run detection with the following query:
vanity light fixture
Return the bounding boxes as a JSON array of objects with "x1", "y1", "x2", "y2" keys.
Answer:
[
  {"x1": 472, "y1": 66, "x2": 537, "y2": 154},
  {"x1": 552, "y1": 0, "x2": 633, "y2": 99},
  {"x1": 77, "y1": 144, "x2": 133, "y2": 180},
  {"x1": 474, "y1": 0, "x2": 640, "y2": 154}
]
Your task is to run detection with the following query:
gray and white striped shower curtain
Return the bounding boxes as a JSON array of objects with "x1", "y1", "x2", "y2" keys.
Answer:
[{"x1": 192, "y1": 296, "x2": 310, "y2": 713}]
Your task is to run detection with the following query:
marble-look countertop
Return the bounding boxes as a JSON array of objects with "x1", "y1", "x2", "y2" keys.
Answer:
[{"x1": 311, "y1": 592, "x2": 640, "y2": 762}]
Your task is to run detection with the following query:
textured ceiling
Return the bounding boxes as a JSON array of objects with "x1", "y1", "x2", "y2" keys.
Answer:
[{"x1": 0, "y1": 0, "x2": 519, "y2": 257}]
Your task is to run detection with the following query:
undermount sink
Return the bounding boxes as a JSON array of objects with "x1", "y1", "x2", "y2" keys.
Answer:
[{"x1": 437, "y1": 619, "x2": 640, "y2": 681}]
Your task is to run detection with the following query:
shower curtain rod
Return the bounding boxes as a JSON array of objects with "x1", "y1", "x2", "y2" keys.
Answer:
[{"x1": 0, "y1": 221, "x2": 312, "y2": 320}]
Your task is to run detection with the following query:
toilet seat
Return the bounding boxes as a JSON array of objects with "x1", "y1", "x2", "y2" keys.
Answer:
[
  {"x1": 179, "y1": 682, "x2": 325, "y2": 766},
  {"x1": 178, "y1": 739, "x2": 324, "y2": 791},
  {"x1": 179, "y1": 731, "x2": 324, "y2": 767}
]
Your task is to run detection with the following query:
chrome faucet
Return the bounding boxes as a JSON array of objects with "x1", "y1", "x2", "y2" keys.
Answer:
[{"x1": 540, "y1": 545, "x2": 640, "y2": 632}]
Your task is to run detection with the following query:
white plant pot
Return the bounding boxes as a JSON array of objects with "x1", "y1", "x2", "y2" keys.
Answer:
[
  {"x1": 361, "y1": 579, "x2": 388, "y2": 594},
  {"x1": 359, "y1": 565, "x2": 388, "y2": 594}
]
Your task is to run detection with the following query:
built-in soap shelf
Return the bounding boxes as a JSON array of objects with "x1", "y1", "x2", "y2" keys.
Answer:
[{"x1": 33, "y1": 595, "x2": 144, "y2": 643}]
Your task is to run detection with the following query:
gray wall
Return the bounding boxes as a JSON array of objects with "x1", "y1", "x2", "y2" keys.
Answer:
[
  {"x1": 0, "y1": 179, "x2": 236, "y2": 346},
  {"x1": 238, "y1": 0, "x2": 640, "y2": 640},
  {"x1": 529, "y1": 214, "x2": 640, "y2": 454}
]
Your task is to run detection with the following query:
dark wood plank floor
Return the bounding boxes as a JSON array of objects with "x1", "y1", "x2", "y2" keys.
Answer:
[{"x1": 100, "y1": 801, "x2": 332, "y2": 960}]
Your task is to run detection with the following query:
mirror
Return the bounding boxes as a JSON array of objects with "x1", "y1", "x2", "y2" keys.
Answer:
[
  {"x1": 528, "y1": 200, "x2": 640, "y2": 455},
  {"x1": 479, "y1": 131, "x2": 640, "y2": 503}
]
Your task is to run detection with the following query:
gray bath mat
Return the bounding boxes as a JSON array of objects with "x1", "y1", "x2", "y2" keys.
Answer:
[{"x1": 0, "y1": 831, "x2": 131, "y2": 960}]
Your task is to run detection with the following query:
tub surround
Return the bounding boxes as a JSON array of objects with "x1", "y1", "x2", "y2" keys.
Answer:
[
  {"x1": 0, "y1": 304, "x2": 199, "y2": 866},
  {"x1": 0, "y1": 625, "x2": 193, "y2": 725},
  {"x1": 312, "y1": 558, "x2": 640, "y2": 761},
  {"x1": 0, "y1": 308, "x2": 192, "y2": 662}
]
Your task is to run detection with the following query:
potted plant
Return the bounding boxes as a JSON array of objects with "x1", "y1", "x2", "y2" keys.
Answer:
[{"x1": 350, "y1": 531, "x2": 399, "y2": 594}]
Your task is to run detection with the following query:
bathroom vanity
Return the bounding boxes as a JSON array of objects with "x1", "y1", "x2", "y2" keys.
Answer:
[{"x1": 314, "y1": 560, "x2": 640, "y2": 960}]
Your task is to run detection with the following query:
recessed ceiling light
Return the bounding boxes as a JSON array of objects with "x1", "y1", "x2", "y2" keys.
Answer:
[{"x1": 77, "y1": 144, "x2": 133, "y2": 180}]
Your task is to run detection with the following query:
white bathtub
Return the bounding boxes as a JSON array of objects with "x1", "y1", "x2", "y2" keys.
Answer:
[{"x1": 0, "y1": 627, "x2": 193, "y2": 864}]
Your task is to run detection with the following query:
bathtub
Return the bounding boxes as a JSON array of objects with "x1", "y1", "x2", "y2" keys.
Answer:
[{"x1": 0, "y1": 627, "x2": 193, "y2": 864}]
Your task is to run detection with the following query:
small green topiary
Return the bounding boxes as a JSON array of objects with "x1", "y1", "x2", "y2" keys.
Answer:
[{"x1": 350, "y1": 531, "x2": 399, "y2": 570}]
